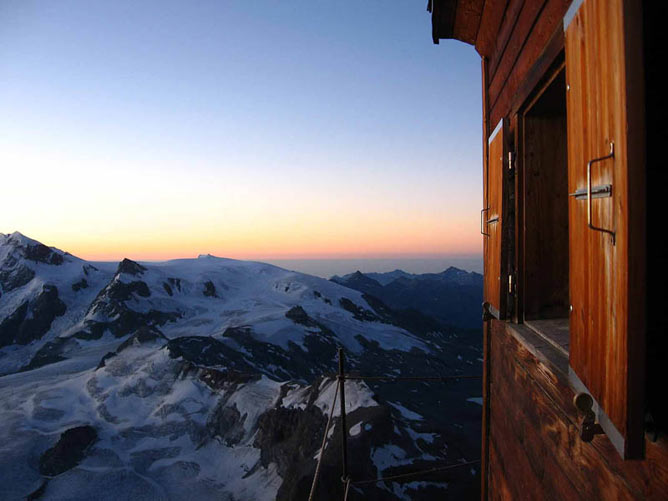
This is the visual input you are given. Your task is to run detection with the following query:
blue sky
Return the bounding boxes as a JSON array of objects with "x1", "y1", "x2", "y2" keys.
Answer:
[{"x1": 0, "y1": 0, "x2": 482, "y2": 260}]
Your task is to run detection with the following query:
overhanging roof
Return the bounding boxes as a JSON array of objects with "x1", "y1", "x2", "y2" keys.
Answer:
[{"x1": 428, "y1": 0, "x2": 508, "y2": 58}]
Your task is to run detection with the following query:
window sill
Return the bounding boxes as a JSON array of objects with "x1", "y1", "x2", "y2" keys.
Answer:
[{"x1": 524, "y1": 318, "x2": 569, "y2": 357}]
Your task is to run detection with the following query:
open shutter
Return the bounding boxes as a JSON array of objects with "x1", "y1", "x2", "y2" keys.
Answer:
[
  {"x1": 483, "y1": 119, "x2": 508, "y2": 319},
  {"x1": 565, "y1": 0, "x2": 645, "y2": 458}
]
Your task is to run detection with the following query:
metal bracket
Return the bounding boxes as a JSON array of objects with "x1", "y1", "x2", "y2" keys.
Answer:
[
  {"x1": 480, "y1": 207, "x2": 490, "y2": 236},
  {"x1": 587, "y1": 142, "x2": 616, "y2": 245},
  {"x1": 508, "y1": 151, "x2": 515, "y2": 177},
  {"x1": 508, "y1": 274, "x2": 514, "y2": 295},
  {"x1": 573, "y1": 393, "x2": 604, "y2": 442}
]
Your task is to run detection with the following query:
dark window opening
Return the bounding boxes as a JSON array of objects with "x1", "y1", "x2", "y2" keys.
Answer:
[{"x1": 519, "y1": 67, "x2": 569, "y2": 354}]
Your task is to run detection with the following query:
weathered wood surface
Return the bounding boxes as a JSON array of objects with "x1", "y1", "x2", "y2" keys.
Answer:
[
  {"x1": 489, "y1": 0, "x2": 570, "y2": 127},
  {"x1": 475, "y1": 0, "x2": 508, "y2": 57},
  {"x1": 484, "y1": 120, "x2": 506, "y2": 315},
  {"x1": 565, "y1": 0, "x2": 645, "y2": 457},
  {"x1": 487, "y1": 320, "x2": 668, "y2": 500},
  {"x1": 453, "y1": 0, "x2": 485, "y2": 46}
]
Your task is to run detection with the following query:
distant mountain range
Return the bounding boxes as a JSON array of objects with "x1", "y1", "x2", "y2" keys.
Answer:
[
  {"x1": 0, "y1": 232, "x2": 481, "y2": 500},
  {"x1": 331, "y1": 268, "x2": 483, "y2": 329}
]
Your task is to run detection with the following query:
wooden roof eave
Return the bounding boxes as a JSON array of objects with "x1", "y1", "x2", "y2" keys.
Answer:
[{"x1": 429, "y1": 0, "x2": 506, "y2": 58}]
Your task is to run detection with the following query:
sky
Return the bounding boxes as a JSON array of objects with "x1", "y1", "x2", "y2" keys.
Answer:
[{"x1": 1, "y1": 0, "x2": 482, "y2": 263}]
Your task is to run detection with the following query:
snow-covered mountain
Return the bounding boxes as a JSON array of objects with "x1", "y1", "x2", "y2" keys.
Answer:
[
  {"x1": 0, "y1": 233, "x2": 482, "y2": 500},
  {"x1": 331, "y1": 268, "x2": 484, "y2": 329}
]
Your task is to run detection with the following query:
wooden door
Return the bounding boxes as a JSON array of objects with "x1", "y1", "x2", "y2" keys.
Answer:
[
  {"x1": 484, "y1": 119, "x2": 507, "y2": 318},
  {"x1": 565, "y1": 0, "x2": 645, "y2": 458}
]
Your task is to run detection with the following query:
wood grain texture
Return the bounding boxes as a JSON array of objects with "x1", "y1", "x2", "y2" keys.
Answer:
[
  {"x1": 476, "y1": 0, "x2": 509, "y2": 58},
  {"x1": 565, "y1": 0, "x2": 645, "y2": 458},
  {"x1": 489, "y1": 0, "x2": 571, "y2": 127},
  {"x1": 489, "y1": 0, "x2": 547, "y2": 106},
  {"x1": 453, "y1": 0, "x2": 485, "y2": 45},
  {"x1": 487, "y1": 321, "x2": 668, "y2": 500},
  {"x1": 487, "y1": 0, "x2": 526, "y2": 79},
  {"x1": 484, "y1": 120, "x2": 506, "y2": 315}
]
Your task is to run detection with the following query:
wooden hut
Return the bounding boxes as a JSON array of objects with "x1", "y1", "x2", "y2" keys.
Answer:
[{"x1": 428, "y1": 0, "x2": 668, "y2": 498}]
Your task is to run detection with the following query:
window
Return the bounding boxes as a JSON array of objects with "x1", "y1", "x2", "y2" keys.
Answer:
[{"x1": 518, "y1": 65, "x2": 569, "y2": 354}]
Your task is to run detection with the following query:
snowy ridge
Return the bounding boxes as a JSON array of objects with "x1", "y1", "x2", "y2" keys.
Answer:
[{"x1": 0, "y1": 234, "x2": 482, "y2": 500}]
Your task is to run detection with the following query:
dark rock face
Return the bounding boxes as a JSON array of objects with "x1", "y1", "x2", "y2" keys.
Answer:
[
  {"x1": 203, "y1": 280, "x2": 217, "y2": 297},
  {"x1": 0, "y1": 302, "x2": 29, "y2": 348},
  {"x1": 339, "y1": 297, "x2": 380, "y2": 322},
  {"x1": 168, "y1": 277, "x2": 182, "y2": 292},
  {"x1": 162, "y1": 282, "x2": 173, "y2": 296},
  {"x1": 254, "y1": 405, "x2": 325, "y2": 495},
  {"x1": 74, "y1": 309, "x2": 180, "y2": 340},
  {"x1": 207, "y1": 404, "x2": 246, "y2": 447},
  {"x1": 116, "y1": 258, "x2": 146, "y2": 276},
  {"x1": 22, "y1": 338, "x2": 69, "y2": 371},
  {"x1": 116, "y1": 326, "x2": 166, "y2": 353},
  {"x1": 361, "y1": 293, "x2": 444, "y2": 337},
  {"x1": 71, "y1": 278, "x2": 88, "y2": 291},
  {"x1": 82, "y1": 264, "x2": 98, "y2": 276},
  {"x1": 95, "y1": 351, "x2": 117, "y2": 370},
  {"x1": 104, "y1": 280, "x2": 151, "y2": 302},
  {"x1": 23, "y1": 243, "x2": 64, "y2": 265},
  {"x1": 285, "y1": 306, "x2": 318, "y2": 327},
  {"x1": 94, "y1": 326, "x2": 166, "y2": 369},
  {"x1": 167, "y1": 336, "x2": 253, "y2": 371},
  {"x1": 0, "y1": 264, "x2": 35, "y2": 293},
  {"x1": 222, "y1": 325, "x2": 339, "y2": 382},
  {"x1": 0, "y1": 285, "x2": 66, "y2": 348},
  {"x1": 39, "y1": 425, "x2": 97, "y2": 476}
]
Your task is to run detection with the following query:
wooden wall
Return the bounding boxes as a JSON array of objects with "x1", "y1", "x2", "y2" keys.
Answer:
[
  {"x1": 485, "y1": 0, "x2": 571, "y2": 128},
  {"x1": 486, "y1": 319, "x2": 668, "y2": 500}
]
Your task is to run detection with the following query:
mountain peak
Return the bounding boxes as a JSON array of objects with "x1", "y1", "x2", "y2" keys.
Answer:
[
  {"x1": 1, "y1": 232, "x2": 65, "y2": 266},
  {"x1": 197, "y1": 254, "x2": 218, "y2": 260},
  {"x1": 6, "y1": 231, "x2": 38, "y2": 246},
  {"x1": 116, "y1": 258, "x2": 147, "y2": 276}
]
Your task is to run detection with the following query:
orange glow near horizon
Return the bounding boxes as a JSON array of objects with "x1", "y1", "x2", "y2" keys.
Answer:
[{"x1": 16, "y1": 210, "x2": 482, "y2": 262}]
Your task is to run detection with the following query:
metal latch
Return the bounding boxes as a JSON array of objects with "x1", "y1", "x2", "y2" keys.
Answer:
[
  {"x1": 573, "y1": 393, "x2": 604, "y2": 442},
  {"x1": 482, "y1": 302, "x2": 493, "y2": 322},
  {"x1": 569, "y1": 184, "x2": 612, "y2": 200}
]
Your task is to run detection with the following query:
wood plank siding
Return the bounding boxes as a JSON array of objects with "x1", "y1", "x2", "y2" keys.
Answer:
[
  {"x1": 484, "y1": 120, "x2": 506, "y2": 317},
  {"x1": 565, "y1": 0, "x2": 646, "y2": 458},
  {"x1": 487, "y1": 320, "x2": 668, "y2": 500},
  {"x1": 430, "y1": 0, "x2": 666, "y2": 498}
]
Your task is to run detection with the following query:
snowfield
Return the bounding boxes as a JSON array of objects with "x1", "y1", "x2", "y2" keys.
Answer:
[{"x1": 0, "y1": 232, "x2": 482, "y2": 500}]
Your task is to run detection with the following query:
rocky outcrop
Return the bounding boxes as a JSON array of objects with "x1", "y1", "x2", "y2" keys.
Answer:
[
  {"x1": 0, "y1": 264, "x2": 35, "y2": 293},
  {"x1": 285, "y1": 306, "x2": 318, "y2": 327},
  {"x1": 23, "y1": 243, "x2": 64, "y2": 265},
  {"x1": 116, "y1": 258, "x2": 146, "y2": 276},
  {"x1": 22, "y1": 338, "x2": 70, "y2": 371},
  {"x1": 116, "y1": 325, "x2": 166, "y2": 353},
  {"x1": 339, "y1": 297, "x2": 381, "y2": 322},
  {"x1": 71, "y1": 278, "x2": 88, "y2": 291},
  {"x1": 0, "y1": 285, "x2": 66, "y2": 348},
  {"x1": 39, "y1": 425, "x2": 97, "y2": 476},
  {"x1": 167, "y1": 336, "x2": 253, "y2": 371},
  {"x1": 74, "y1": 309, "x2": 180, "y2": 340},
  {"x1": 203, "y1": 280, "x2": 217, "y2": 297}
]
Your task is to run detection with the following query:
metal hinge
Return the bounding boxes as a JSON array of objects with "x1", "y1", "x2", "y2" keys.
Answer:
[{"x1": 508, "y1": 151, "x2": 515, "y2": 177}]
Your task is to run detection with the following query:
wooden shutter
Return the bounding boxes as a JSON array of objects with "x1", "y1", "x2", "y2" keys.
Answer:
[
  {"x1": 483, "y1": 119, "x2": 508, "y2": 318},
  {"x1": 565, "y1": 0, "x2": 645, "y2": 458}
]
